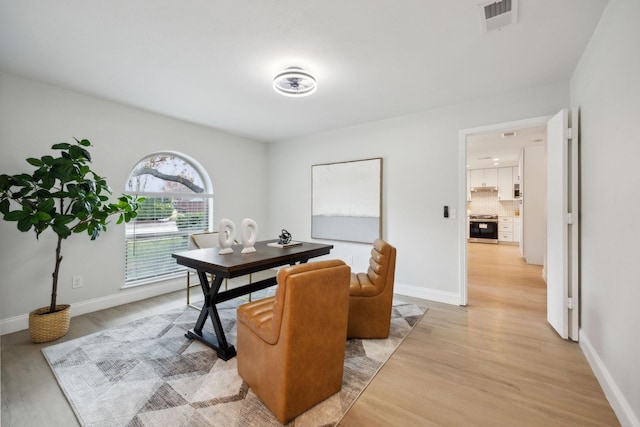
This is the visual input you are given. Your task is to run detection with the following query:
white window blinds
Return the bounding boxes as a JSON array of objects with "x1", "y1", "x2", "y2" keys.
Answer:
[{"x1": 124, "y1": 153, "x2": 212, "y2": 286}]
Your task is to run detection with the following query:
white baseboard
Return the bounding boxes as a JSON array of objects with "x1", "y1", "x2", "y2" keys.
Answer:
[
  {"x1": 0, "y1": 278, "x2": 184, "y2": 336},
  {"x1": 394, "y1": 282, "x2": 460, "y2": 305},
  {"x1": 2, "y1": 279, "x2": 460, "y2": 335},
  {"x1": 579, "y1": 329, "x2": 640, "y2": 427}
]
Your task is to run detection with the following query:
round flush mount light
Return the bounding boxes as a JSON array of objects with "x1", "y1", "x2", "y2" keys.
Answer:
[{"x1": 273, "y1": 67, "x2": 317, "y2": 97}]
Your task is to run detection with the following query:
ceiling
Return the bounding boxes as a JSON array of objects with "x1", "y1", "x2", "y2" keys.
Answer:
[
  {"x1": 467, "y1": 125, "x2": 546, "y2": 169},
  {"x1": 0, "y1": 1, "x2": 608, "y2": 143}
]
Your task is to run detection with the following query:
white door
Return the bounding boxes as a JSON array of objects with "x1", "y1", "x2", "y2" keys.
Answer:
[{"x1": 546, "y1": 108, "x2": 579, "y2": 340}]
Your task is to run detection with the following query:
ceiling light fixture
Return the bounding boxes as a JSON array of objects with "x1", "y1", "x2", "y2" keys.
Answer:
[{"x1": 273, "y1": 67, "x2": 317, "y2": 97}]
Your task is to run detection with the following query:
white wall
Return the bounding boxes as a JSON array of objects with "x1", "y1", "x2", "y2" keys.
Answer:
[
  {"x1": 267, "y1": 83, "x2": 568, "y2": 303},
  {"x1": 522, "y1": 145, "x2": 546, "y2": 265},
  {"x1": 0, "y1": 72, "x2": 269, "y2": 333},
  {"x1": 570, "y1": 0, "x2": 640, "y2": 425}
]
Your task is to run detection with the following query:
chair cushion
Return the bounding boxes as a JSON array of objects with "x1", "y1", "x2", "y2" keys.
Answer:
[
  {"x1": 237, "y1": 296, "x2": 278, "y2": 344},
  {"x1": 349, "y1": 239, "x2": 392, "y2": 297}
]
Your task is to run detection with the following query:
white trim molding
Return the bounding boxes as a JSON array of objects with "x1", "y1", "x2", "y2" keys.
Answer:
[
  {"x1": 0, "y1": 278, "x2": 185, "y2": 336},
  {"x1": 580, "y1": 329, "x2": 640, "y2": 427},
  {"x1": 394, "y1": 282, "x2": 460, "y2": 306}
]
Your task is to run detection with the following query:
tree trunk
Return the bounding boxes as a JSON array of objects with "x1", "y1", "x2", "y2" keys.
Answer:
[{"x1": 50, "y1": 235, "x2": 63, "y2": 313}]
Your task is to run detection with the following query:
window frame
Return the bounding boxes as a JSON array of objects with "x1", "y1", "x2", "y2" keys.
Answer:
[{"x1": 123, "y1": 151, "x2": 213, "y2": 288}]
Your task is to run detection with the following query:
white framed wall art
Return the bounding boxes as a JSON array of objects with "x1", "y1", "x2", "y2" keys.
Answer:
[{"x1": 311, "y1": 158, "x2": 382, "y2": 243}]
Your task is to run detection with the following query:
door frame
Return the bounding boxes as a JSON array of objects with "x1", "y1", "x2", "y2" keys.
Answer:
[{"x1": 458, "y1": 115, "x2": 552, "y2": 306}]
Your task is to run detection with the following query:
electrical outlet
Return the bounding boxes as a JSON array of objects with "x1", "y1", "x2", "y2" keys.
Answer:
[
  {"x1": 347, "y1": 256, "x2": 353, "y2": 265},
  {"x1": 72, "y1": 275, "x2": 83, "y2": 289}
]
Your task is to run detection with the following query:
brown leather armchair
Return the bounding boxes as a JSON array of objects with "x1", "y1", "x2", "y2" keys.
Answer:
[
  {"x1": 236, "y1": 259, "x2": 351, "y2": 424},
  {"x1": 347, "y1": 239, "x2": 397, "y2": 339}
]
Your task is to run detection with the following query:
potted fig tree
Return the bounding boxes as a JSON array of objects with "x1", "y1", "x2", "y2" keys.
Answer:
[{"x1": 0, "y1": 138, "x2": 141, "y2": 343}]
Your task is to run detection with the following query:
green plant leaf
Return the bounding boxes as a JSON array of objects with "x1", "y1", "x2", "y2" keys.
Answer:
[
  {"x1": 52, "y1": 142, "x2": 71, "y2": 150},
  {"x1": 79, "y1": 146, "x2": 92, "y2": 161},
  {"x1": 17, "y1": 217, "x2": 33, "y2": 232},
  {"x1": 0, "y1": 199, "x2": 9, "y2": 215},
  {"x1": 32, "y1": 167, "x2": 46, "y2": 182},
  {"x1": 54, "y1": 214, "x2": 76, "y2": 225},
  {"x1": 14, "y1": 173, "x2": 33, "y2": 183},
  {"x1": 66, "y1": 183, "x2": 78, "y2": 197},
  {"x1": 41, "y1": 155, "x2": 54, "y2": 165},
  {"x1": 27, "y1": 157, "x2": 44, "y2": 167},
  {"x1": 5, "y1": 210, "x2": 28, "y2": 221},
  {"x1": 52, "y1": 222, "x2": 72, "y2": 238},
  {"x1": 73, "y1": 222, "x2": 88, "y2": 234},
  {"x1": 41, "y1": 174, "x2": 56, "y2": 190},
  {"x1": 69, "y1": 145, "x2": 92, "y2": 162},
  {"x1": 37, "y1": 198, "x2": 55, "y2": 212},
  {"x1": 36, "y1": 189, "x2": 52, "y2": 198},
  {"x1": 34, "y1": 222, "x2": 48, "y2": 235},
  {"x1": 22, "y1": 199, "x2": 36, "y2": 211},
  {"x1": 0, "y1": 174, "x2": 10, "y2": 190},
  {"x1": 35, "y1": 211, "x2": 52, "y2": 221},
  {"x1": 15, "y1": 187, "x2": 33, "y2": 199}
]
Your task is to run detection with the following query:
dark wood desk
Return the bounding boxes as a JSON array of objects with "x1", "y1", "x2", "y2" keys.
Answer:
[{"x1": 172, "y1": 240, "x2": 333, "y2": 360}]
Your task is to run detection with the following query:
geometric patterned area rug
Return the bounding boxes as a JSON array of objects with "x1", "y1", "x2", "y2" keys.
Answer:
[{"x1": 42, "y1": 293, "x2": 427, "y2": 427}]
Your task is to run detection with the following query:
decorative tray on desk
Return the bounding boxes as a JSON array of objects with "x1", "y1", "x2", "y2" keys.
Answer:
[{"x1": 267, "y1": 241, "x2": 302, "y2": 248}]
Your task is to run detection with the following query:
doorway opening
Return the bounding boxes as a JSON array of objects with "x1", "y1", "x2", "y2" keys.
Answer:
[{"x1": 458, "y1": 115, "x2": 551, "y2": 307}]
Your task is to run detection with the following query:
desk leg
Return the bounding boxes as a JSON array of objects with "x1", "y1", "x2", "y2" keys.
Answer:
[{"x1": 185, "y1": 270, "x2": 237, "y2": 360}]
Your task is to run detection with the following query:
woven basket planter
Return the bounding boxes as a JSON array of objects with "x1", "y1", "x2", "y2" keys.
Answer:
[{"x1": 28, "y1": 304, "x2": 71, "y2": 343}]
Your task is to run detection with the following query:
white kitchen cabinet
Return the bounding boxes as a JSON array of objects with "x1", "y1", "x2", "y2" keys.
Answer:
[
  {"x1": 498, "y1": 167, "x2": 514, "y2": 200},
  {"x1": 469, "y1": 168, "x2": 498, "y2": 188},
  {"x1": 513, "y1": 166, "x2": 520, "y2": 184},
  {"x1": 498, "y1": 216, "x2": 514, "y2": 242},
  {"x1": 466, "y1": 170, "x2": 471, "y2": 201},
  {"x1": 484, "y1": 168, "x2": 498, "y2": 187},
  {"x1": 499, "y1": 231, "x2": 513, "y2": 241},
  {"x1": 469, "y1": 169, "x2": 484, "y2": 187}
]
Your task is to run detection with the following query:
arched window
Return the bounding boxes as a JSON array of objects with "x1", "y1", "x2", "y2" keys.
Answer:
[{"x1": 124, "y1": 152, "x2": 213, "y2": 286}]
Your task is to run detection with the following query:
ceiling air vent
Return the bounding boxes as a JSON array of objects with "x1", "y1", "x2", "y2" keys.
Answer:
[{"x1": 478, "y1": 0, "x2": 518, "y2": 34}]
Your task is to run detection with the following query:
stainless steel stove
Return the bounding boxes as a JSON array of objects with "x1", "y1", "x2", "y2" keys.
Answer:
[
  {"x1": 468, "y1": 214, "x2": 498, "y2": 243},
  {"x1": 469, "y1": 214, "x2": 498, "y2": 221}
]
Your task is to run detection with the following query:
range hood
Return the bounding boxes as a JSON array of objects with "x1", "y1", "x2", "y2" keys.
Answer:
[{"x1": 470, "y1": 186, "x2": 498, "y2": 192}]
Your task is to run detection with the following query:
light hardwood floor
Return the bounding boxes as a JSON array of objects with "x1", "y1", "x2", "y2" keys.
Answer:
[
  {"x1": 339, "y1": 243, "x2": 619, "y2": 426},
  {"x1": 0, "y1": 272, "x2": 274, "y2": 426},
  {"x1": 1, "y1": 246, "x2": 619, "y2": 426}
]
